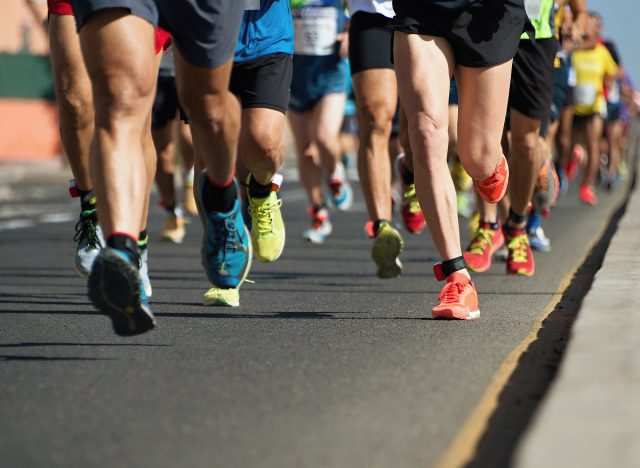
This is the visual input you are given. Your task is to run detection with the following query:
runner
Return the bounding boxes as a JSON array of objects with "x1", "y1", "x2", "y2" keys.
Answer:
[
  {"x1": 202, "y1": 0, "x2": 294, "y2": 307},
  {"x1": 392, "y1": 0, "x2": 527, "y2": 319},
  {"x1": 70, "y1": 0, "x2": 245, "y2": 335},
  {"x1": 571, "y1": 12, "x2": 619, "y2": 205},
  {"x1": 48, "y1": 0, "x2": 169, "y2": 296},
  {"x1": 288, "y1": 0, "x2": 352, "y2": 244},
  {"x1": 151, "y1": 48, "x2": 196, "y2": 245}
]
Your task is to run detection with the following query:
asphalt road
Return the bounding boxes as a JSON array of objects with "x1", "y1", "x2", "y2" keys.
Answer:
[{"x1": 0, "y1": 164, "x2": 630, "y2": 468}]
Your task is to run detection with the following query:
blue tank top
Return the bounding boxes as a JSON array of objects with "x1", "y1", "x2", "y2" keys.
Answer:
[{"x1": 235, "y1": 0, "x2": 295, "y2": 63}]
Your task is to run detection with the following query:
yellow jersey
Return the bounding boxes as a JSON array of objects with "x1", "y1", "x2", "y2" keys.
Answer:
[{"x1": 571, "y1": 43, "x2": 618, "y2": 116}]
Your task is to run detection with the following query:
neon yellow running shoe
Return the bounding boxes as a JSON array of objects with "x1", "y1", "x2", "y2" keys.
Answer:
[
  {"x1": 451, "y1": 160, "x2": 473, "y2": 192},
  {"x1": 247, "y1": 174, "x2": 285, "y2": 262},
  {"x1": 203, "y1": 286, "x2": 240, "y2": 307},
  {"x1": 371, "y1": 221, "x2": 404, "y2": 279}
]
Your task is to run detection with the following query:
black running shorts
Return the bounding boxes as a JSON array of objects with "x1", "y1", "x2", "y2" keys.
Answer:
[
  {"x1": 71, "y1": 0, "x2": 243, "y2": 68},
  {"x1": 391, "y1": 0, "x2": 527, "y2": 68},
  {"x1": 348, "y1": 11, "x2": 394, "y2": 75},
  {"x1": 151, "y1": 75, "x2": 181, "y2": 129},
  {"x1": 230, "y1": 53, "x2": 293, "y2": 114},
  {"x1": 509, "y1": 38, "x2": 557, "y2": 121}
]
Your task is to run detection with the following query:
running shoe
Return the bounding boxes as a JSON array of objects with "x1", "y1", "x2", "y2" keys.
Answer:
[
  {"x1": 161, "y1": 209, "x2": 186, "y2": 244},
  {"x1": 371, "y1": 221, "x2": 404, "y2": 279},
  {"x1": 73, "y1": 209, "x2": 103, "y2": 278},
  {"x1": 247, "y1": 174, "x2": 285, "y2": 262},
  {"x1": 468, "y1": 212, "x2": 480, "y2": 237},
  {"x1": 183, "y1": 183, "x2": 198, "y2": 216},
  {"x1": 464, "y1": 222, "x2": 505, "y2": 272},
  {"x1": 457, "y1": 191, "x2": 475, "y2": 219},
  {"x1": 203, "y1": 286, "x2": 240, "y2": 307},
  {"x1": 451, "y1": 160, "x2": 473, "y2": 192},
  {"x1": 579, "y1": 184, "x2": 598, "y2": 206},
  {"x1": 197, "y1": 173, "x2": 252, "y2": 289},
  {"x1": 328, "y1": 162, "x2": 353, "y2": 211},
  {"x1": 474, "y1": 154, "x2": 509, "y2": 204},
  {"x1": 532, "y1": 159, "x2": 559, "y2": 216},
  {"x1": 432, "y1": 272, "x2": 480, "y2": 320},
  {"x1": 88, "y1": 247, "x2": 156, "y2": 336},
  {"x1": 506, "y1": 228, "x2": 535, "y2": 276},
  {"x1": 396, "y1": 154, "x2": 426, "y2": 234},
  {"x1": 139, "y1": 245, "x2": 152, "y2": 298},
  {"x1": 527, "y1": 211, "x2": 551, "y2": 252},
  {"x1": 556, "y1": 163, "x2": 569, "y2": 196},
  {"x1": 304, "y1": 206, "x2": 332, "y2": 244}
]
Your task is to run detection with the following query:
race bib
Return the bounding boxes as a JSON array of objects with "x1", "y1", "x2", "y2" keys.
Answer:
[
  {"x1": 293, "y1": 7, "x2": 338, "y2": 56},
  {"x1": 574, "y1": 84, "x2": 597, "y2": 106},
  {"x1": 524, "y1": 0, "x2": 542, "y2": 21},
  {"x1": 244, "y1": 0, "x2": 260, "y2": 10}
]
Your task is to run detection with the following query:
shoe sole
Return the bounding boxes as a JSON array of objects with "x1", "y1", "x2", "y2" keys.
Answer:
[
  {"x1": 203, "y1": 287, "x2": 240, "y2": 307},
  {"x1": 372, "y1": 229, "x2": 404, "y2": 279},
  {"x1": 88, "y1": 250, "x2": 156, "y2": 336},
  {"x1": 432, "y1": 308, "x2": 481, "y2": 320}
]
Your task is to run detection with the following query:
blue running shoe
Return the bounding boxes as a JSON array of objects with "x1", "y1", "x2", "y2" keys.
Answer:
[
  {"x1": 198, "y1": 173, "x2": 252, "y2": 289},
  {"x1": 88, "y1": 248, "x2": 155, "y2": 336},
  {"x1": 527, "y1": 211, "x2": 551, "y2": 252},
  {"x1": 328, "y1": 163, "x2": 353, "y2": 211}
]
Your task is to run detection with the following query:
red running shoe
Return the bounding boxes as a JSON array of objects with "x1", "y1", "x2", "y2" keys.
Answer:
[
  {"x1": 566, "y1": 145, "x2": 584, "y2": 180},
  {"x1": 396, "y1": 154, "x2": 426, "y2": 234},
  {"x1": 432, "y1": 272, "x2": 480, "y2": 320},
  {"x1": 579, "y1": 184, "x2": 598, "y2": 206},
  {"x1": 506, "y1": 228, "x2": 535, "y2": 276},
  {"x1": 464, "y1": 222, "x2": 505, "y2": 272},
  {"x1": 474, "y1": 154, "x2": 509, "y2": 204}
]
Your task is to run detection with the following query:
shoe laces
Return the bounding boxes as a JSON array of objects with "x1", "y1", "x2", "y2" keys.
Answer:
[
  {"x1": 468, "y1": 228, "x2": 493, "y2": 254},
  {"x1": 74, "y1": 210, "x2": 101, "y2": 249},
  {"x1": 508, "y1": 233, "x2": 529, "y2": 263},
  {"x1": 438, "y1": 280, "x2": 467, "y2": 304},
  {"x1": 251, "y1": 197, "x2": 282, "y2": 236},
  {"x1": 403, "y1": 184, "x2": 421, "y2": 213},
  {"x1": 208, "y1": 216, "x2": 243, "y2": 262}
]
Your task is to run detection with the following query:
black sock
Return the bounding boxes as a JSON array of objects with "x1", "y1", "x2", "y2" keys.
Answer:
[
  {"x1": 107, "y1": 234, "x2": 139, "y2": 264},
  {"x1": 248, "y1": 174, "x2": 272, "y2": 198},
  {"x1": 202, "y1": 177, "x2": 237, "y2": 213},
  {"x1": 373, "y1": 219, "x2": 390, "y2": 233},
  {"x1": 138, "y1": 230, "x2": 148, "y2": 250},
  {"x1": 399, "y1": 160, "x2": 415, "y2": 185},
  {"x1": 507, "y1": 209, "x2": 527, "y2": 230}
]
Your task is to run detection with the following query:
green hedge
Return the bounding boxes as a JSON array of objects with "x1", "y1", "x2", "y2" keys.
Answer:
[{"x1": 0, "y1": 53, "x2": 54, "y2": 100}]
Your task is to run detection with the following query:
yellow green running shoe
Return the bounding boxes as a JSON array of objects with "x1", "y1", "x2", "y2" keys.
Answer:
[
  {"x1": 246, "y1": 174, "x2": 285, "y2": 262},
  {"x1": 203, "y1": 286, "x2": 240, "y2": 307},
  {"x1": 371, "y1": 221, "x2": 404, "y2": 279}
]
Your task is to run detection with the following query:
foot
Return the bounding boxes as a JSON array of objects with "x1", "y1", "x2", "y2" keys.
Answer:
[
  {"x1": 371, "y1": 221, "x2": 404, "y2": 279},
  {"x1": 328, "y1": 162, "x2": 353, "y2": 211},
  {"x1": 532, "y1": 159, "x2": 559, "y2": 216},
  {"x1": 506, "y1": 228, "x2": 535, "y2": 276},
  {"x1": 161, "y1": 210, "x2": 186, "y2": 244},
  {"x1": 527, "y1": 211, "x2": 551, "y2": 252},
  {"x1": 183, "y1": 183, "x2": 198, "y2": 216},
  {"x1": 73, "y1": 209, "x2": 103, "y2": 277},
  {"x1": 246, "y1": 174, "x2": 285, "y2": 262},
  {"x1": 303, "y1": 206, "x2": 332, "y2": 244},
  {"x1": 432, "y1": 272, "x2": 480, "y2": 320},
  {"x1": 474, "y1": 154, "x2": 509, "y2": 204},
  {"x1": 88, "y1": 248, "x2": 156, "y2": 336},
  {"x1": 139, "y1": 246, "x2": 152, "y2": 298},
  {"x1": 197, "y1": 173, "x2": 252, "y2": 289},
  {"x1": 464, "y1": 222, "x2": 505, "y2": 272},
  {"x1": 397, "y1": 154, "x2": 426, "y2": 234},
  {"x1": 203, "y1": 286, "x2": 240, "y2": 307},
  {"x1": 579, "y1": 184, "x2": 598, "y2": 206}
]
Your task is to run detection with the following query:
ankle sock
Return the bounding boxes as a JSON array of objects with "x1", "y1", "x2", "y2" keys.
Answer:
[
  {"x1": 202, "y1": 177, "x2": 237, "y2": 213},
  {"x1": 248, "y1": 174, "x2": 272, "y2": 199},
  {"x1": 399, "y1": 159, "x2": 415, "y2": 185},
  {"x1": 373, "y1": 219, "x2": 390, "y2": 233},
  {"x1": 78, "y1": 189, "x2": 97, "y2": 216},
  {"x1": 138, "y1": 230, "x2": 148, "y2": 250}
]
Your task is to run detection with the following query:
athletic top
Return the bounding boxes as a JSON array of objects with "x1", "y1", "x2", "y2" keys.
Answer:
[
  {"x1": 346, "y1": 0, "x2": 393, "y2": 18},
  {"x1": 522, "y1": 0, "x2": 555, "y2": 40},
  {"x1": 235, "y1": 0, "x2": 295, "y2": 63},
  {"x1": 572, "y1": 43, "x2": 618, "y2": 116},
  {"x1": 290, "y1": 0, "x2": 346, "y2": 57}
]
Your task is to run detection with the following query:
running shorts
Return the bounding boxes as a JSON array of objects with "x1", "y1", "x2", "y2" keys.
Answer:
[
  {"x1": 550, "y1": 60, "x2": 571, "y2": 122},
  {"x1": 70, "y1": 0, "x2": 242, "y2": 68},
  {"x1": 449, "y1": 78, "x2": 459, "y2": 106},
  {"x1": 151, "y1": 75, "x2": 183, "y2": 129},
  {"x1": 230, "y1": 53, "x2": 293, "y2": 114},
  {"x1": 509, "y1": 38, "x2": 557, "y2": 121},
  {"x1": 348, "y1": 11, "x2": 394, "y2": 75},
  {"x1": 53, "y1": 0, "x2": 171, "y2": 53},
  {"x1": 391, "y1": 0, "x2": 527, "y2": 68},
  {"x1": 289, "y1": 55, "x2": 348, "y2": 113}
]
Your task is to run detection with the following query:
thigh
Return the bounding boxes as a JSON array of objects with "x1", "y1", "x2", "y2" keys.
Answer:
[
  {"x1": 287, "y1": 110, "x2": 314, "y2": 155},
  {"x1": 456, "y1": 60, "x2": 513, "y2": 155},
  {"x1": 311, "y1": 93, "x2": 346, "y2": 141},
  {"x1": 352, "y1": 68, "x2": 397, "y2": 122}
]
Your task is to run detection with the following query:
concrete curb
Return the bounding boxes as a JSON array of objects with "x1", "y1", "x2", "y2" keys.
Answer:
[{"x1": 514, "y1": 148, "x2": 640, "y2": 465}]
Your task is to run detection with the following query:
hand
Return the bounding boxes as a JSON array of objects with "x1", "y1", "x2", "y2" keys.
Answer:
[{"x1": 336, "y1": 32, "x2": 349, "y2": 59}]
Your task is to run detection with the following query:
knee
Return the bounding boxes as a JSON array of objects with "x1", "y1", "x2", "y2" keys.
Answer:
[
  {"x1": 511, "y1": 132, "x2": 539, "y2": 163},
  {"x1": 93, "y1": 75, "x2": 154, "y2": 124},
  {"x1": 244, "y1": 126, "x2": 282, "y2": 163},
  {"x1": 58, "y1": 85, "x2": 93, "y2": 129},
  {"x1": 358, "y1": 102, "x2": 394, "y2": 142},
  {"x1": 457, "y1": 138, "x2": 503, "y2": 180},
  {"x1": 180, "y1": 88, "x2": 238, "y2": 135},
  {"x1": 408, "y1": 112, "x2": 449, "y2": 167}
]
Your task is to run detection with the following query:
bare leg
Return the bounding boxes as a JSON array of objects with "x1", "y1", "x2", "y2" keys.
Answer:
[
  {"x1": 240, "y1": 107, "x2": 286, "y2": 185},
  {"x1": 288, "y1": 110, "x2": 324, "y2": 207},
  {"x1": 152, "y1": 118, "x2": 178, "y2": 208},
  {"x1": 310, "y1": 93, "x2": 347, "y2": 175},
  {"x1": 582, "y1": 115, "x2": 604, "y2": 186},
  {"x1": 353, "y1": 68, "x2": 397, "y2": 221}
]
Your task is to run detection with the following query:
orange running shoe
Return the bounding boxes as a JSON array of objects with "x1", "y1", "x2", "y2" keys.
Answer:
[
  {"x1": 432, "y1": 272, "x2": 480, "y2": 320},
  {"x1": 579, "y1": 184, "x2": 597, "y2": 206},
  {"x1": 474, "y1": 154, "x2": 509, "y2": 204},
  {"x1": 464, "y1": 222, "x2": 505, "y2": 272},
  {"x1": 506, "y1": 228, "x2": 535, "y2": 276}
]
